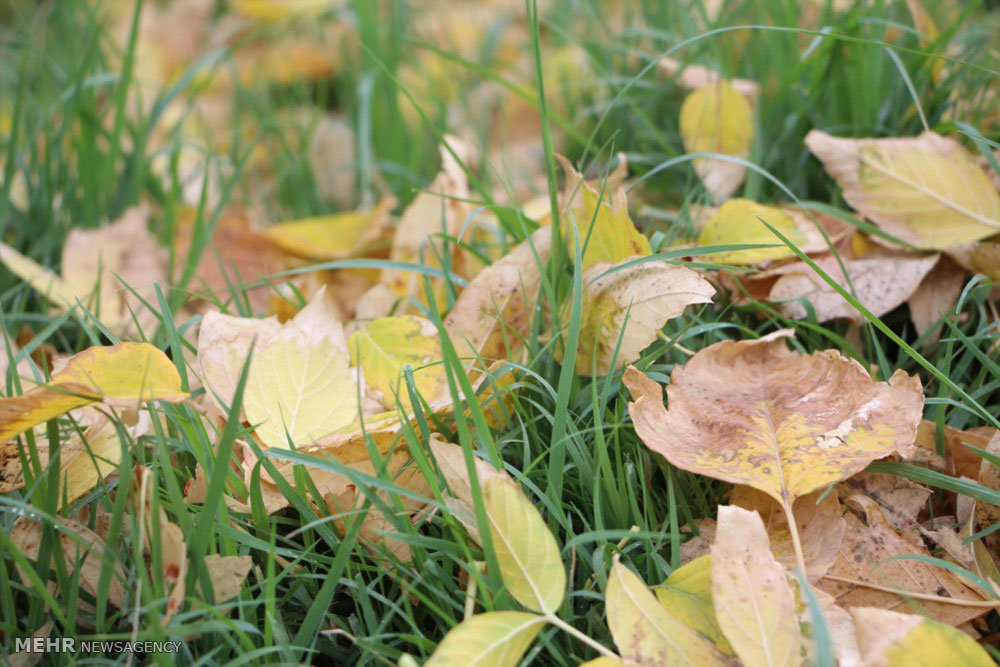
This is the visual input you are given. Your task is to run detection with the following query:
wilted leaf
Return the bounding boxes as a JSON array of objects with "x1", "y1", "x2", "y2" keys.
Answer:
[
  {"x1": 0, "y1": 207, "x2": 166, "y2": 334},
  {"x1": 263, "y1": 197, "x2": 393, "y2": 261},
  {"x1": 711, "y1": 505, "x2": 803, "y2": 667},
  {"x1": 696, "y1": 199, "x2": 805, "y2": 265},
  {"x1": 483, "y1": 477, "x2": 565, "y2": 614},
  {"x1": 573, "y1": 259, "x2": 714, "y2": 375},
  {"x1": 349, "y1": 315, "x2": 445, "y2": 411},
  {"x1": 623, "y1": 330, "x2": 923, "y2": 508},
  {"x1": 444, "y1": 225, "x2": 551, "y2": 363},
  {"x1": 975, "y1": 431, "x2": 1000, "y2": 553},
  {"x1": 134, "y1": 465, "x2": 187, "y2": 623},
  {"x1": 839, "y1": 472, "x2": 931, "y2": 546},
  {"x1": 425, "y1": 611, "x2": 546, "y2": 667},
  {"x1": 764, "y1": 252, "x2": 939, "y2": 322},
  {"x1": 850, "y1": 607, "x2": 993, "y2": 667},
  {"x1": 606, "y1": 555, "x2": 729, "y2": 666},
  {"x1": 906, "y1": 256, "x2": 968, "y2": 338},
  {"x1": 0, "y1": 343, "x2": 186, "y2": 444},
  {"x1": 557, "y1": 155, "x2": 651, "y2": 270},
  {"x1": 199, "y1": 554, "x2": 253, "y2": 603},
  {"x1": 654, "y1": 555, "x2": 732, "y2": 654},
  {"x1": 11, "y1": 516, "x2": 128, "y2": 609},
  {"x1": 679, "y1": 80, "x2": 755, "y2": 202},
  {"x1": 817, "y1": 495, "x2": 988, "y2": 627},
  {"x1": 804, "y1": 130, "x2": 1000, "y2": 249}
]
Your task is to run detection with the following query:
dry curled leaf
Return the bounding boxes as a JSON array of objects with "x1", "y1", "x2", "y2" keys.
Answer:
[
  {"x1": 623, "y1": 330, "x2": 923, "y2": 509},
  {"x1": 572, "y1": 259, "x2": 714, "y2": 375},
  {"x1": 805, "y1": 130, "x2": 1000, "y2": 249}
]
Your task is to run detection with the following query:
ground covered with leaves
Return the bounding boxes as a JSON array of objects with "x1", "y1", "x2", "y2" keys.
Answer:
[{"x1": 1, "y1": 0, "x2": 1000, "y2": 665}]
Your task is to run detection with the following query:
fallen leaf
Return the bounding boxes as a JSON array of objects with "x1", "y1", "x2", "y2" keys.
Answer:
[
  {"x1": 816, "y1": 495, "x2": 987, "y2": 627},
  {"x1": 974, "y1": 431, "x2": 1000, "y2": 553},
  {"x1": 484, "y1": 476, "x2": 565, "y2": 614},
  {"x1": 679, "y1": 80, "x2": 755, "y2": 202},
  {"x1": 349, "y1": 315, "x2": 445, "y2": 411},
  {"x1": 696, "y1": 199, "x2": 805, "y2": 265},
  {"x1": 263, "y1": 197, "x2": 394, "y2": 261},
  {"x1": 711, "y1": 505, "x2": 803, "y2": 667},
  {"x1": 424, "y1": 611, "x2": 546, "y2": 667},
  {"x1": 804, "y1": 130, "x2": 1000, "y2": 249},
  {"x1": 134, "y1": 465, "x2": 187, "y2": 624},
  {"x1": 839, "y1": 472, "x2": 931, "y2": 546},
  {"x1": 199, "y1": 554, "x2": 253, "y2": 603},
  {"x1": 557, "y1": 155, "x2": 651, "y2": 270},
  {"x1": 197, "y1": 311, "x2": 282, "y2": 419},
  {"x1": 0, "y1": 207, "x2": 166, "y2": 334},
  {"x1": 0, "y1": 343, "x2": 186, "y2": 444},
  {"x1": 906, "y1": 256, "x2": 968, "y2": 338},
  {"x1": 801, "y1": 586, "x2": 862, "y2": 667},
  {"x1": 654, "y1": 555, "x2": 732, "y2": 654},
  {"x1": 658, "y1": 58, "x2": 760, "y2": 101},
  {"x1": 444, "y1": 225, "x2": 551, "y2": 364},
  {"x1": 572, "y1": 259, "x2": 714, "y2": 375},
  {"x1": 764, "y1": 252, "x2": 939, "y2": 322},
  {"x1": 430, "y1": 436, "x2": 509, "y2": 543},
  {"x1": 606, "y1": 555, "x2": 728, "y2": 666},
  {"x1": 623, "y1": 330, "x2": 923, "y2": 510},
  {"x1": 850, "y1": 606, "x2": 993, "y2": 667}
]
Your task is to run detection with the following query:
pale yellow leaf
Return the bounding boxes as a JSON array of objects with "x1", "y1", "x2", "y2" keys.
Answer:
[
  {"x1": 623, "y1": 330, "x2": 923, "y2": 506},
  {"x1": 349, "y1": 315, "x2": 444, "y2": 411},
  {"x1": 655, "y1": 555, "x2": 733, "y2": 654},
  {"x1": 679, "y1": 81, "x2": 755, "y2": 202},
  {"x1": 696, "y1": 198, "x2": 805, "y2": 265},
  {"x1": 0, "y1": 343, "x2": 186, "y2": 444},
  {"x1": 483, "y1": 477, "x2": 565, "y2": 614},
  {"x1": 263, "y1": 197, "x2": 393, "y2": 261},
  {"x1": 574, "y1": 259, "x2": 714, "y2": 375},
  {"x1": 850, "y1": 606, "x2": 993, "y2": 667},
  {"x1": 606, "y1": 555, "x2": 729, "y2": 666},
  {"x1": 711, "y1": 505, "x2": 803, "y2": 667},
  {"x1": 805, "y1": 130, "x2": 1000, "y2": 249},
  {"x1": 430, "y1": 435, "x2": 509, "y2": 543},
  {"x1": 557, "y1": 155, "x2": 651, "y2": 270},
  {"x1": 200, "y1": 554, "x2": 253, "y2": 603},
  {"x1": 425, "y1": 611, "x2": 545, "y2": 667}
]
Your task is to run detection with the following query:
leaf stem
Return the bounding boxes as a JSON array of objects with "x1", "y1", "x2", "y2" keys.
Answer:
[
  {"x1": 544, "y1": 613, "x2": 619, "y2": 659},
  {"x1": 781, "y1": 497, "x2": 809, "y2": 579},
  {"x1": 821, "y1": 576, "x2": 1000, "y2": 607}
]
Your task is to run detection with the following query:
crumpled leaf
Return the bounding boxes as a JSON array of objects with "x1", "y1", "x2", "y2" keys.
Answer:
[
  {"x1": 623, "y1": 330, "x2": 923, "y2": 507},
  {"x1": 572, "y1": 259, "x2": 714, "y2": 375},
  {"x1": 816, "y1": 495, "x2": 988, "y2": 627},
  {"x1": 424, "y1": 611, "x2": 545, "y2": 667},
  {"x1": 263, "y1": 197, "x2": 394, "y2": 261},
  {"x1": 349, "y1": 315, "x2": 445, "y2": 411},
  {"x1": 804, "y1": 130, "x2": 1000, "y2": 249},
  {"x1": 763, "y1": 252, "x2": 939, "y2": 322},
  {"x1": 679, "y1": 80, "x2": 755, "y2": 202},
  {"x1": 606, "y1": 555, "x2": 729, "y2": 666},
  {"x1": 696, "y1": 199, "x2": 805, "y2": 265},
  {"x1": 557, "y1": 155, "x2": 651, "y2": 270},
  {"x1": 654, "y1": 555, "x2": 732, "y2": 654},
  {"x1": 711, "y1": 505, "x2": 803, "y2": 667},
  {"x1": 0, "y1": 207, "x2": 166, "y2": 334},
  {"x1": 484, "y1": 476, "x2": 565, "y2": 614},
  {"x1": 0, "y1": 343, "x2": 186, "y2": 444},
  {"x1": 444, "y1": 225, "x2": 551, "y2": 364},
  {"x1": 850, "y1": 606, "x2": 994, "y2": 667}
]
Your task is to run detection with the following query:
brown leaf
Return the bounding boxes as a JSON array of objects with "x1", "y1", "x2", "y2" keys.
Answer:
[
  {"x1": 623, "y1": 330, "x2": 923, "y2": 507},
  {"x1": 839, "y1": 472, "x2": 931, "y2": 546},
  {"x1": 199, "y1": 554, "x2": 253, "y2": 603},
  {"x1": 975, "y1": 431, "x2": 1000, "y2": 553},
  {"x1": 134, "y1": 465, "x2": 187, "y2": 624},
  {"x1": 907, "y1": 256, "x2": 968, "y2": 338}
]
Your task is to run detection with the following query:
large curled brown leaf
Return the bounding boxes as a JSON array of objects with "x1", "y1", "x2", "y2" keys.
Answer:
[{"x1": 624, "y1": 330, "x2": 923, "y2": 507}]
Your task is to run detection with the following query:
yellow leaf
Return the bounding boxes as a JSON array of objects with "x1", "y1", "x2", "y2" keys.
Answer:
[
  {"x1": 697, "y1": 198, "x2": 805, "y2": 265},
  {"x1": 263, "y1": 197, "x2": 393, "y2": 261},
  {"x1": 0, "y1": 343, "x2": 186, "y2": 444},
  {"x1": 605, "y1": 555, "x2": 729, "y2": 666},
  {"x1": 655, "y1": 555, "x2": 732, "y2": 654},
  {"x1": 711, "y1": 505, "x2": 803, "y2": 667},
  {"x1": 557, "y1": 155, "x2": 651, "y2": 270},
  {"x1": 349, "y1": 315, "x2": 445, "y2": 411},
  {"x1": 679, "y1": 80, "x2": 755, "y2": 202},
  {"x1": 623, "y1": 330, "x2": 923, "y2": 508},
  {"x1": 230, "y1": 0, "x2": 335, "y2": 22},
  {"x1": 241, "y1": 291, "x2": 359, "y2": 448},
  {"x1": 578, "y1": 659, "x2": 627, "y2": 667},
  {"x1": 425, "y1": 611, "x2": 545, "y2": 667},
  {"x1": 805, "y1": 130, "x2": 1000, "y2": 249},
  {"x1": 573, "y1": 259, "x2": 714, "y2": 375},
  {"x1": 444, "y1": 226, "x2": 552, "y2": 364},
  {"x1": 850, "y1": 606, "x2": 993, "y2": 667},
  {"x1": 483, "y1": 477, "x2": 565, "y2": 614}
]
